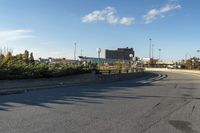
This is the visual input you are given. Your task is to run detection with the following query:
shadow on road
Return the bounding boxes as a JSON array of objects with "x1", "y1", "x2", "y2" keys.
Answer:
[{"x1": 0, "y1": 72, "x2": 166, "y2": 111}]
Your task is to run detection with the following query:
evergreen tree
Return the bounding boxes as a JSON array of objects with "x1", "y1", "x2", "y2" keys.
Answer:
[
  {"x1": 16, "y1": 54, "x2": 23, "y2": 61},
  {"x1": 24, "y1": 50, "x2": 29, "y2": 64},
  {"x1": 1, "y1": 52, "x2": 12, "y2": 66},
  {"x1": 0, "y1": 54, "x2": 5, "y2": 61},
  {"x1": 29, "y1": 52, "x2": 35, "y2": 64}
]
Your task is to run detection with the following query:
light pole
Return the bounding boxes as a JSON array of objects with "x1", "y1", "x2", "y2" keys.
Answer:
[
  {"x1": 185, "y1": 53, "x2": 191, "y2": 61},
  {"x1": 152, "y1": 44, "x2": 154, "y2": 59},
  {"x1": 197, "y1": 50, "x2": 200, "y2": 59},
  {"x1": 74, "y1": 43, "x2": 77, "y2": 60},
  {"x1": 149, "y1": 38, "x2": 152, "y2": 59},
  {"x1": 81, "y1": 49, "x2": 83, "y2": 56},
  {"x1": 129, "y1": 54, "x2": 133, "y2": 72},
  {"x1": 97, "y1": 48, "x2": 101, "y2": 69},
  {"x1": 158, "y1": 49, "x2": 161, "y2": 60}
]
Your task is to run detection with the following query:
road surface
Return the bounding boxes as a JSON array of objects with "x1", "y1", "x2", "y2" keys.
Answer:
[{"x1": 0, "y1": 72, "x2": 200, "y2": 133}]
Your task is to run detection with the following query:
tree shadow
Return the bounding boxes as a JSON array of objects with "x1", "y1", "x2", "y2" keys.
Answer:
[{"x1": 0, "y1": 72, "x2": 167, "y2": 111}]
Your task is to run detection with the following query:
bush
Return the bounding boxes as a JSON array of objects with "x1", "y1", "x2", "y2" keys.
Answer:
[
  {"x1": 0, "y1": 50, "x2": 95, "y2": 80},
  {"x1": 0, "y1": 62, "x2": 93, "y2": 80}
]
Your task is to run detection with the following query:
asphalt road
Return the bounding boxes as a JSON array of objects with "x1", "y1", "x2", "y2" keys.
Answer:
[{"x1": 0, "y1": 72, "x2": 200, "y2": 133}]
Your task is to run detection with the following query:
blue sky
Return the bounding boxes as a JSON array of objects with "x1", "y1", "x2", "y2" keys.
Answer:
[{"x1": 0, "y1": 0, "x2": 199, "y2": 60}]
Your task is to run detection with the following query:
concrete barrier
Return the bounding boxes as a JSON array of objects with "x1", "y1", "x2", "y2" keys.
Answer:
[
  {"x1": 0, "y1": 73, "x2": 96, "y2": 91},
  {"x1": 145, "y1": 68, "x2": 200, "y2": 75},
  {"x1": 0, "y1": 72, "x2": 145, "y2": 95},
  {"x1": 96, "y1": 72, "x2": 145, "y2": 82}
]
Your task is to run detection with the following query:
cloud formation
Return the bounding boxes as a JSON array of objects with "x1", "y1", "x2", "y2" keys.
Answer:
[
  {"x1": 82, "y1": 7, "x2": 135, "y2": 26},
  {"x1": 0, "y1": 29, "x2": 34, "y2": 41},
  {"x1": 143, "y1": 3, "x2": 181, "y2": 24}
]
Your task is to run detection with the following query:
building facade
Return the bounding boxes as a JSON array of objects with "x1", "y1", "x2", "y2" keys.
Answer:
[{"x1": 105, "y1": 47, "x2": 135, "y2": 60}]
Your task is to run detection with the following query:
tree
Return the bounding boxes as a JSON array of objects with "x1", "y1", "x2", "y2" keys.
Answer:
[
  {"x1": 1, "y1": 52, "x2": 12, "y2": 66},
  {"x1": 185, "y1": 59, "x2": 192, "y2": 69},
  {"x1": 29, "y1": 52, "x2": 35, "y2": 64},
  {"x1": 116, "y1": 60, "x2": 123, "y2": 73},
  {"x1": 16, "y1": 54, "x2": 23, "y2": 61},
  {"x1": 0, "y1": 54, "x2": 5, "y2": 61},
  {"x1": 23, "y1": 50, "x2": 29, "y2": 64}
]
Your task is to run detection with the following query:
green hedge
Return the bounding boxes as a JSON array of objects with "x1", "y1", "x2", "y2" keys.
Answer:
[
  {"x1": 0, "y1": 63, "x2": 93, "y2": 80},
  {"x1": 0, "y1": 50, "x2": 96, "y2": 80}
]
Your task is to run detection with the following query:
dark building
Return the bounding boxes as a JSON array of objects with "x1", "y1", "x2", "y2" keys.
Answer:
[{"x1": 105, "y1": 47, "x2": 135, "y2": 60}]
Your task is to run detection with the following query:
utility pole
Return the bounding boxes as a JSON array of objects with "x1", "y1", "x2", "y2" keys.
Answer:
[
  {"x1": 74, "y1": 43, "x2": 77, "y2": 60},
  {"x1": 149, "y1": 38, "x2": 152, "y2": 59}
]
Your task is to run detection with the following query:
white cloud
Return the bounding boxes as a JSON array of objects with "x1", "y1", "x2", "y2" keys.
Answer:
[
  {"x1": 82, "y1": 10, "x2": 105, "y2": 23},
  {"x1": 143, "y1": 3, "x2": 181, "y2": 24},
  {"x1": 82, "y1": 6, "x2": 135, "y2": 26},
  {"x1": 120, "y1": 17, "x2": 135, "y2": 25},
  {"x1": 0, "y1": 29, "x2": 34, "y2": 42}
]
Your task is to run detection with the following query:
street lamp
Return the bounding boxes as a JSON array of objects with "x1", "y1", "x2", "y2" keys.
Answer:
[
  {"x1": 149, "y1": 38, "x2": 152, "y2": 59},
  {"x1": 97, "y1": 48, "x2": 101, "y2": 69},
  {"x1": 197, "y1": 50, "x2": 200, "y2": 59},
  {"x1": 185, "y1": 53, "x2": 191, "y2": 60},
  {"x1": 80, "y1": 49, "x2": 83, "y2": 56},
  {"x1": 158, "y1": 49, "x2": 161, "y2": 60},
  {"x1": 152, "y1": 44, "x2": 154, "y2": 59},
  {"x1": 129, "y1": 54, "x2": 133, "y2": 59},
  {"x1": 129, "y1": 54, "x2": 133, "y2": 72},
  {"x1": 74, "y1": 43, "x2": 77, "y2": 60}
]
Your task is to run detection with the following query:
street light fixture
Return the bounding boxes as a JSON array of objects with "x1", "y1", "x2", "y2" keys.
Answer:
[{"x1": 129, "y1": 54, "x2": 133, "y2": 59}]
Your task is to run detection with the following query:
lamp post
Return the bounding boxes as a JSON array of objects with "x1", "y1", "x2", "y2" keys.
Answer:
[
  {"x1": 149, "y1": 38, "x2": 152, "y2": 59},
  {"x1": 74, "y1": 43, "x2": 77, "y2": 60},
  {"x1": 81, "y1": 49, "x2": 83, "y2": 56},
  {"x1": 97, "y1": 48, "x2": 101, "y2": 69},
  {"x1": 129, "y1": 54, "x2": 133, "y2": 72},
  {"x1": 197, "y1": 50, "x2": 200, "y2": 59},
  {"x1": 152, "y1": 44, "x2": 154, "y2": 59},
  {"x1": 185, "y1": 53, "x2": 191, "y2": 60},
  {"x1": 158, "y1": 49, "x2": 161, "y2": 60}
]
